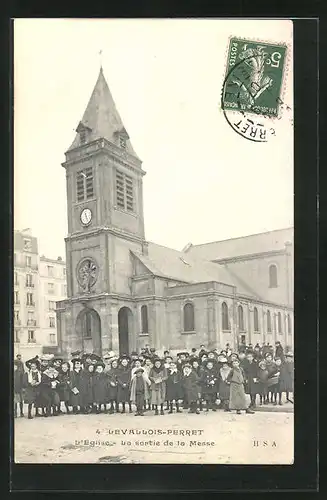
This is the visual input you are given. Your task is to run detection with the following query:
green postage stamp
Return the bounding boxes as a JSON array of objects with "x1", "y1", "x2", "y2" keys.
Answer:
[{"x1": 222, "y1": 37, "x2": 287, "y2": 117}]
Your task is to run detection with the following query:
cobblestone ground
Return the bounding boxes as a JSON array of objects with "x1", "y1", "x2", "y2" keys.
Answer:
[{"x1": 14, "y1": 404, "x2": 293, "y2": 465}]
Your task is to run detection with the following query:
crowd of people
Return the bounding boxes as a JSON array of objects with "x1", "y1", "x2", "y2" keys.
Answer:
[{"x1": 13, "y1": 341, "x2": 294, "y2": 420}]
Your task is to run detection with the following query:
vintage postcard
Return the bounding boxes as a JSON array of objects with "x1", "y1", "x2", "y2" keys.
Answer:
[{"x1": 13, "y1": 19, "x2": 294, "y2": 465}]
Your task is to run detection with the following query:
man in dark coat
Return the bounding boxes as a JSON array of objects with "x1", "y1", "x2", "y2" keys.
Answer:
[
  {"x1": 15, "y1": 354, "x2": 25, "y2": 374},
  {"x1": 182, "y1": 363, "x2": 200, "y2": 414},
  {"x1": 93, "y1": 362, "x2": 108, "y2": 413},
  {"x1": 275, "y1": 341, "x2": 285, "y2": 362},
  {"x1": 242, "y1": 351, "x2": 259, "y2": 408}
]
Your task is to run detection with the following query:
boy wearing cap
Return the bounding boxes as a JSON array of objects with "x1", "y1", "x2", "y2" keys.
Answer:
[
  {"x1": 24, "y1": 357, "x2": 42, "y2": 419},
  {"x1": 69, "y1": 358, "x2": 83, "y2": 414},
  {"x1": 166, "y1": 361, "x2": 183, "y2": 414},
  {"x1": 130, "y1": 368, "x2": 150, "y2": 416},
  {"x1": 201, "y1": 360, "x2": 219, "y2": 411}
]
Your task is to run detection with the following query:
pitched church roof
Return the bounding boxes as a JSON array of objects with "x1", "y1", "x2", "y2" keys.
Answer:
[
  {"x1": 132, "y1": 242, "x2": 259, "y2": 298},
  {"x1": 184, "y1": 227, "x2": 293, "y2": 262},
  {"x1": 67, "y1": 67, "x2": 138, "y2": 157}
]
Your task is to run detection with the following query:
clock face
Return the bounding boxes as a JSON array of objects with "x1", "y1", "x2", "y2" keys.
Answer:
[{"x1": 80, "y1": 208, "x2": 92, "y2": 226}]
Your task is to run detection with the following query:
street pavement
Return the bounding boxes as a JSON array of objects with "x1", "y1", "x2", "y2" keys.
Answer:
[{"x1": 14, "y1": 404, "x2": 293, "y2": 464}]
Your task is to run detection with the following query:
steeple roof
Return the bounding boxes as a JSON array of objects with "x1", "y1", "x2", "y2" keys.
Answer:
[{"x1": 67, "y1": 67, "x2": 138, "y2": 157}]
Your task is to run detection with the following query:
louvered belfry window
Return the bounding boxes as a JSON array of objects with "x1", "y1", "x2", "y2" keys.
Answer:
[
  {"x1": 76, "y1": 167, "x2": 94, "y2": 202},
  {"x1": 116, "y1": 169, "x2": 134, "y2": 212}
]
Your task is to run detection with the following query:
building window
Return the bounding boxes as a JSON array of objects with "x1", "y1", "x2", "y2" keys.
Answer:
[
  {"x1": 238, "y1": 305, "x2": 244, "y2": 331},
  {"x1": 278, "y1": 312, "x2": 282, "y2": 333},
  {"x1": 14, "y1": 253, "x2": 17, "y2": 266},
  {"x1": 62, "y1": 284, "x2": 67, "y2": 296},
  {"x1": 269, "y1": 264, "x2": 278, "y2": 288},
  {"x1": 141, "y1": 305, "x2": 149, "y2": 334},
  {"x1": 14, "y1": 272, "x2": 18, "y2": 285},
  {"x1": 24, "y1": 239, "x2": 31, "y2": 251},
  {"x1": 119, "y1": 136, "x2": 126, "y2": 149},
  {"x1": 14, "y1": 310, "x2": 20, "y2": 322},
  {"x1": 25, "y1": 274, "x2": 33, "y2": 287},
  {"x1": 14, "y1": 329, "x2": 20, "y2": 343},
  {"x1": 49, "y1": 317, "x2": 55, "y2": 328},
  {"x1": 82, "y1": 311, "x2": 93, "y2": 339},
  {"x1": 115, "y1": 170, "x2": 134, "y2": 212},
  {"x1": 254, "y1": 307, "x2": 259, "y2": 332},
  {"x1": 48, "y1": 283, "x2": 55, "y2": 294},
  {"x1": 287, "y1": 314, "x2": 292, "y2": 335},
  {"x1": 28, "y1": 330, "x2": 35, "y2": 343},
  {"x1": 79, "y1": 128, "x2": 86, "y2": 145},
  {"x1": 14, "y1": 291, "x2": 20, "y2": 305},
  {"x1": 47, "y1": 265, "x2": 54, "y2": 277},
  {"x1": 26, "y1": 256, "x2": 32, "y2": 267},
  {"x1": 267, "y1": 310, "x2": 272, "y2": 332},
  {"x1": 49, "y1": 300, "x2": 56, "y2": 311},
  {"x1": 222, "y1": 302, "x2": 230, "y2": 331},
  {"x1": 26, "y1": 292, "x2": 34, "y2": 306},
  {"x1": 183, "y1": 303, "x2": 195, "y2": 332},
  {"x1": 49, "y1": 333, "x2": 56, "y2": 344},
  {"x1": 76, "y1": 167, "x2": 94, "y2": 202}
]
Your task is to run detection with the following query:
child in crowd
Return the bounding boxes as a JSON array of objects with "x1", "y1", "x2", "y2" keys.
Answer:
[
  {"x1": 227, "y1": 358, "x2": 255, "y2": 415},
  {"x1": 14, "y1": 361, "x2": 25, "y2": 418},
  {"x1": 57, "y1": 361, "x2": 71, "y2": 414},
  {"x1": 24, "y1": 357, "x2": 42, "y2": 419},
  {"x1": 69, "y1": 358, "x2": 84, "y2": 414},
  {"x1": 271, "y1": 357, "x2": 283, "y2": 405},
  {"x1": 93, "y1": 362, "x2": 107, "y2": 413},
  {"x1": 264, "y1": 353, "x2": 279, "y2": 404},
  {"x1": 166, "y1": 360, "x2": 183, "y2": 414},
  {"x1": 243, "y1": 351, "x2": 259, "y2": 409},
  {"x1": 279, "y1": 352, "x2": 294, "y2": 403},
  {"x1": 182, "y1": 363, "x2": 200, "y2": 414},
  {"x1": 81, "y1": 363, "x2": 95, "y2": 414},
  {"x1": 218, "y1": 357, "x2": 231, "y2": 411},
  {"x1": 117, "y1": 355, "x2": 132, "y2": 414},
  {"x1": 107, "y1": 358, "x2": 119, "y2": 413},
  {"x1": 257, "y1": 360, "x2": 269, "y2": 405},
  {"x1": 130, "y1": 367, "x2": 150, "y2": 416},
  {"x1": 41, "y1": 363, "x2": 61, "y2": 416},
  {"x1": 201, "y1": 360, "x2": 218, "y2": 411},
  {"x1": 149, "y1": 358, "x2": 168, "y2": 415}
]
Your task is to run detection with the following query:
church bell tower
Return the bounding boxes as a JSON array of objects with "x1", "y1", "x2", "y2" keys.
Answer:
[{"x1": 57, "y1": 67, "x2": 147, "y2": 356}]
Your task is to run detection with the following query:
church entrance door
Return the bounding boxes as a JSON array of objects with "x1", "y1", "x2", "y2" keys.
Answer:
[
  {"x1": 118, "y1": 306, "x2": 132, "y2": 355},
  {"x1": 76, "y1": 308, "x2": 102, "y2": 355}
]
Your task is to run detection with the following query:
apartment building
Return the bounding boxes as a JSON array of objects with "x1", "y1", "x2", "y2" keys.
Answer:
[{"x1": 13, "y1": 229, "x2": 67, "y2": 360}]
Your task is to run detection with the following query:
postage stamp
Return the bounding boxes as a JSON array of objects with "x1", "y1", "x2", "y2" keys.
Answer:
[{"x1": 222, "y1": 38, "x2": 287, "y2": 118}]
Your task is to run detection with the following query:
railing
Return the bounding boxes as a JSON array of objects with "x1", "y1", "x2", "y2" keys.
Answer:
[
  {"x1": 27, "y1": 320, "x2": 37, "y2": 326},
  {"x1": 26, "y1": 302, "x2": 35, "y2": 307},
  {"x1": 25, "y1": 283, "x2": 35, "y2": 288},
  {"x1": 28, "y1": 338, "x2": 36, "y2": 343}
]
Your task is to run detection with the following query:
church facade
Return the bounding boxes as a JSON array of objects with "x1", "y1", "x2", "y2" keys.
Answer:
[{"x1": 56, "y1": 68, "x2": 294, "y2": 356}]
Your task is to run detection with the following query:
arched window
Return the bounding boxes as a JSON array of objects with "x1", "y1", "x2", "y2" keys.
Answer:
[
  {"x1": 278, "y1": 312, "x2": 282, "y2": 333},
  {"x1": 222, "y1": 302, "x2": 230, "y2": 331},
  {"x1": 183, "y1": 303, "x2": 195, "y2": 332},
  {"x1": 254, "y1": 307, "x2": 259, "y2": 332},
  {"x1": 269, "y1": 264, "x2": 278, "y2": 288},
  {"x1": 238, "y1": 305, "x2": 244, "y2": 331},
  {"x1": 141, "y1": 305, "x2": 148, "y2": 334},
  {"x1": 287, "y1": 314, "x2": 292, "y2": 335},
  {"x1": 267, "y1": 310, "x2": 272, "y2": 332}
]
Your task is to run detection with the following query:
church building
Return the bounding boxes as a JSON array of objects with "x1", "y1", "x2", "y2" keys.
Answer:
[{"x1": 56, "y1": 68, "x2": 294, "y2": 356}]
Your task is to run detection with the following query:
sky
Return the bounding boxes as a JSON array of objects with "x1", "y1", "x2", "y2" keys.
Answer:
[{"x1": 14, "y1": 19, "x2": 293, "y2": 260}]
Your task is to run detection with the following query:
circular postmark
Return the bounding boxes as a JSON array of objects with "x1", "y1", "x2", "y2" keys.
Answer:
[{"x1": 221, "y1": 47, "x2": 291, "y2": 142}]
